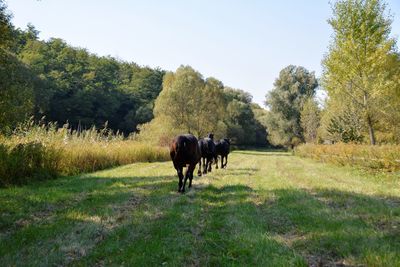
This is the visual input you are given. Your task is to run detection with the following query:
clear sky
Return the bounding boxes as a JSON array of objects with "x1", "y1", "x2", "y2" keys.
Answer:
[{"x1": 6, "y1": 0, "x2": 400, "y2": 106}]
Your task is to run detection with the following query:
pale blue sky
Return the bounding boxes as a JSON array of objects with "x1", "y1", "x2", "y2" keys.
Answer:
[{"x1": 6, "y1": 0, "x2": 400, "y2": 106}]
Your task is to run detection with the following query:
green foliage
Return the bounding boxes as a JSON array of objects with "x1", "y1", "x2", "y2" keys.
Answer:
[
  {"x1": 153, "y1": 66, "x2": 226, "y2": 137},
  {"x1": 146, "y1": 66, "x2": 268, "y2": 146},
  {"x1": 0, "y1": 0, "x2": 11, "y2": 48},
  {"x1": 0, "y1": 6, "x2": 165, "y2": 135},
  {"x1": 327, "y1": 112, "x2": 364, "y2": 143},
  {"x1": 296, "y1": 143, "x2": 400, "y2": 171},
  {"x1": 265, "y1": 65, "x2": 318, "y2": 147},
  {"x1": 1, "y1": 4, "x2": 267, "y2": 146},
  {"x1": 0, "y1": 49, "x2": 36, "y2": 133},
  {"x1": 322, "y1": 0, "x2": 400, "y2": 145},
  {"x1": 16, "y1": 37, "x2": 165, "y2": 134},
  {"x1": 300, "y1": 98, "x2": 320, "y2": 143},
  {"x1": 224, "y1": 88, "x2": 268, "y2": 146}
]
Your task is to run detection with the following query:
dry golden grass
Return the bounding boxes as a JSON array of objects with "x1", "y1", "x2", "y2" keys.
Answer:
[
  {"x1": 0, "y1": 122, "x2": 169, "y2": 186},
  {"x1": 295, "y1": 143, "x2": 400, "y2": 171}
]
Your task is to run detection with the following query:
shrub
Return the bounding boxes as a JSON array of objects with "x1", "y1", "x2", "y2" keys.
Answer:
[{"x1": 295, "y1": 143, "x2": 400, "y2": 171}]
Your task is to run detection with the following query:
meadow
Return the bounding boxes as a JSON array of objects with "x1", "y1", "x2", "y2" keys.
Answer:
[{"x1": 1, "y1": 150, "x2": 399, "y2": 266}]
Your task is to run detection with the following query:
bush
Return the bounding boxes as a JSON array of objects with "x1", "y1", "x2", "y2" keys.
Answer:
[
  {"x1": 295, "y1": 143, "x2": 400, "y2": 171},
  {"x1": 0, "y1": 122, "x2": 170, "y2": 187}
]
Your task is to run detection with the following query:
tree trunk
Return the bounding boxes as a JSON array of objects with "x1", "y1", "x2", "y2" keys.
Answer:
[
  {"x1": 366, "y1": 114, "x2": 376, "y2": 145},
  {"x1": 363, "y1": 93, "x2": 376, "y2": 145}
]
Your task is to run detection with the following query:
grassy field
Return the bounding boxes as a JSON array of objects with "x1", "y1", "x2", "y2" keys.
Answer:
[{"x1": 0, "y1": 150, "x2": 399, "y2": 266}]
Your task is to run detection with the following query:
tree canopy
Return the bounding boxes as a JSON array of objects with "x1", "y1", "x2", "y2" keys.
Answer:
[
  {"x1": 265, "y1": 65, "x2": 318, "y2": 147},
  {"x1": 0, "y1": 11, "x2": 166, "y2": 135},
  {"x1": 140, "y1": 66, "x2": 269, "y2": 146},
  {"x1": 322, "y1": 0, "x2": 400, "y2": 144}
]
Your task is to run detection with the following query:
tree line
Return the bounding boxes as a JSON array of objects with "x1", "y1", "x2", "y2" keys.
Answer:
[
  {"x1": 0, "y1": 0, "x2": 268, "y2": 146},
  {"x1": 138, "y1": 65, "x2": 268, "y2": 146},
  {"x1": 1, "y1": 4, "x2": 165, "y2": 134},
  {"x1": 2, "y1": 0, "x2": 399, "y2": 147},
  {"x1": 265, "y1": 0, "x2": 400, "y2": 147}
]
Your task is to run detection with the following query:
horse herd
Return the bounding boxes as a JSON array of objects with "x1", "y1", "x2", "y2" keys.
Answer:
[{"x1": 169, "y1": 133, "x2": 231, "y2": 193}]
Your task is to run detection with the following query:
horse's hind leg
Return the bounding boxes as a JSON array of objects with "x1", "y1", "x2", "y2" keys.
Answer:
[
  {"x1": 215, "y1": 156, "x2": 219, "y2": 169},
  {"x1": 182, "y1": 166, "x2": 190, "y2": 193},
  {"x1": 207, "y1": 157, "x2": 212, "y2": 172},
  {"x1": 197, "y1": 159, "x2": 202, "y2": 176},
  {"x1": 177, "y1": 166, "x2": 184, "y2": 192},
  {"x1": 188, "y1": 163, "x2": 195, "y2": 188},
  {"x1": 202, "y1": 157, "x2": 207, "y2": 174}
]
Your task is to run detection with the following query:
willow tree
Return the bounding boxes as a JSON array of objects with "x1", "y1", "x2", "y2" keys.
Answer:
[
  {"x1": 322, "y1": 0, "x2": 399, "y2": 145},
  {"x1": 265, "y1": 65, "x2": 318, "y2": 147},
  {"x1": 154, "y1": 65, "x2": 225, "y2": 137}
]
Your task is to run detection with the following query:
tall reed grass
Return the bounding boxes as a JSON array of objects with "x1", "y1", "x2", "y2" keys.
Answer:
[
  {"x1": 0, "y1": 121, "x2": 169, "y2": 187},
  {"x1": 295, "y1": 143, "x2": 400, "y2": 171}
]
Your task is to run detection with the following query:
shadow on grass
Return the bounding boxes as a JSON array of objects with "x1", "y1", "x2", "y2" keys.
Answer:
[
  {"x1": 258, "y1": 188, "x2": 400, "y2": 266},
  {"x1": 0, "y1": 172, "x2": 176, "y2": 233},
  {"x1": 1, "y1": 172, "x2": 399, "y2": 266},
  {"x1": 70, "y1": 182, "x2": 399, "y2": 266},
  {"x1": 0, "y1": 172, "x2": 180, "y2": 265}
]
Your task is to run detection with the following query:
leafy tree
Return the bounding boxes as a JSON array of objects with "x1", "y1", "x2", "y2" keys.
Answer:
[
  {"x1": 300, "y1": 98, "x2": 320, "y2": 143},
  {"x1": 0, "y1": 0, "x2": 11, "y2": 48},
  {"x1": 318, "y1": 98, "x2": 365, "y2": 143},
  {"x1": 0, "y1": 49, "x2": 35, "y2": 132},
  {"x1": 265, "y1": 65, "x2": 318, "y2": 147},
  {"x1": 327, "y1": 112, "x2": 364, "y2": 143},
  {"x1": 154, "y1": 66, "x2": 226, "y2": 137},
  {"x1": 17, "y1": 37, "x2": 165, "y2": 134},
  {"x1": 224, "y1": 88, "x2": 268, "y2": 146},
  {"x1": 145, "y1": 67, "x2": 268, "y2": 146},
  {"x1": 322, "y1": 0, "x2": 399, "y2": 145}
]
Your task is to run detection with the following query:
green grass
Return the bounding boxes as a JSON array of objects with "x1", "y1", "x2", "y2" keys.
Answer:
[{"x1": 0, "y1": 150, "x2": 399, "y2": 266}]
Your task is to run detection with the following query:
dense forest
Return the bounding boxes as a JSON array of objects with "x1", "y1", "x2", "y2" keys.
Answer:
[
  {"x1": 0, "y1": 0, "x2": 268, "y2": 146},
  {"x1": 1, "y1": 0, "x2": 400, "y2": 147},
  {"x1": 1, "y1": 3, "x2": 164, "y2": 134}
]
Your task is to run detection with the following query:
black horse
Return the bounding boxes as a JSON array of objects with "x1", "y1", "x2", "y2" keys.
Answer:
[
  {"x1": 170, "y1": 134, "x2": 201, "y2": 193},
  {"x1": 197, "y1": 133, "x2": 216, "y2": 176},
  {"x1": 214, "y1": 138, "x2": 230, "y2": 169}
]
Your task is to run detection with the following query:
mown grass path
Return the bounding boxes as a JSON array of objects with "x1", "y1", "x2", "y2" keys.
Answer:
[{"x1": 1, "y1": 150, "x2": 399, "y2": 266}]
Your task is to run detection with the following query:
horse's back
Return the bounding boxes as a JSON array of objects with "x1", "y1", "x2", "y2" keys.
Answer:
[{"x1": 170, "y1": 134, "x2": 201, "y2": 166}]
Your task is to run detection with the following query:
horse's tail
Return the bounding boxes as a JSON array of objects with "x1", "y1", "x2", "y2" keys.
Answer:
[{"x1": 175, "y1": 138, "x2": 186, "y2": 158}]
